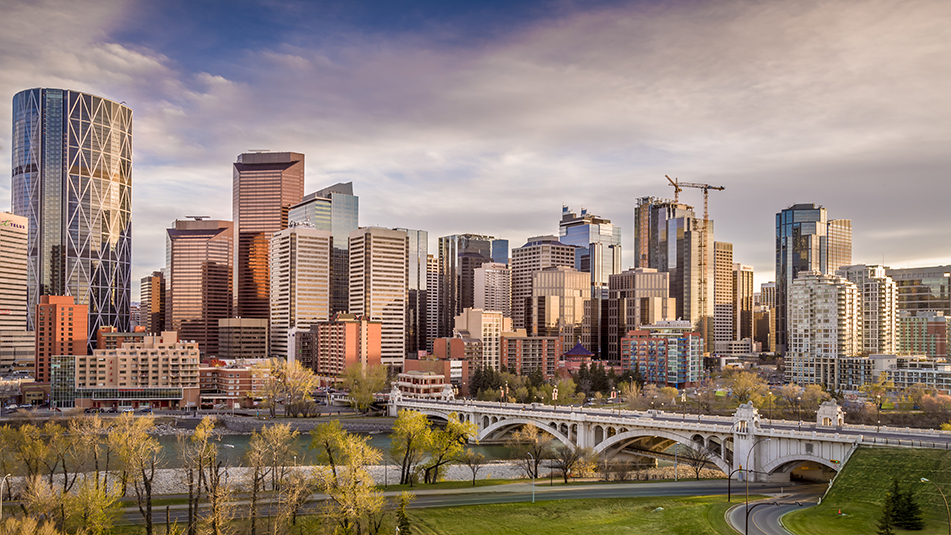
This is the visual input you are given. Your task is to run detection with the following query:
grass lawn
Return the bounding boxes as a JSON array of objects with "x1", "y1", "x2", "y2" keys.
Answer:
[
  {"x1": 784, "y1": 447, "x2": 951, "y2": 535},
  {"x1": 410, "y1": 496, "x2": 740, "y2": 535}
]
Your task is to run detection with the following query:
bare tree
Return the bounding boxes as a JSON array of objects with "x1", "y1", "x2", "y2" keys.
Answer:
[
  {"x1": 505, "y1": 424, "x2": 553, "y2": 479},
  {"x1": 460, "y1": 449, "x2": 486, "y2": 486},
  {"x1": 110, "y1": 413, "x2": 163, "y2": 535},
  {"x1": 550, "y1": 445, "x2": 591, "y2": 483},
  {"x1": 679, "y1": 444, "x2": 715, "y2": 480}
]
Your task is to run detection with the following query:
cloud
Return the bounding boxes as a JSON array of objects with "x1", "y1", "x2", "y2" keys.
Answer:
[{"x1": 1, "y1": 0, "x2": 949, "y2": 297}]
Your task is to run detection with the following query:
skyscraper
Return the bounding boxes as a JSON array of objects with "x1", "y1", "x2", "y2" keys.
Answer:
[
  {"x1": 437, "y1": 234, "x2": 507, "y2": 339},
  {"x1": 530, "y1": 266, "x2": 589, "y2": 350},
  {"x1": 426, "y1": 254, "x2": 439, "y2": 352},
  {"x1": 775, "y1": 203, "x2": 852, "y2": 353},
  {"x1": 139, "y1": 271, "x2": 165, "y2": 335},
  {"x1": 165, "y1": 218, "x2": 233, "y2": 356},
  {"x1": 12, "y1": 88, "x2": 132, "y2": 339},
  {"x1": 837, "y1": 264, "x2": 898, "y2": 355},
  {"x1": 605, "y1": 267, "x2": 675, "y2": 360},
  {"x1": 510, "y1": 236, "x2": 576, "y2": 331},
  {"x1": 733, "y1": 264, "x2": 755, "y2": 342},
  {"x1": 0, "y1": 212, "x2": 33, "y2": 373},
  {"x1": 396, "y1": 228, "x2": 428, "y2": 358},
  {"x1": 233, "y1": 152, "x2": 304, "y2": 319},
  {"x1": 269, "y1": 224, "x2": 332, "y2": 358},
  {"x1": 289, "y1": 182, "x2": 359, "y2": 314},
  {"x1": 886, "y1": 265, "x2": 951, "y2": 317},
  {"x1": 713, "y1": 241, "x2": 734, "y2": 347},
  {"x1": 559, "y1": 206, "x2": 622, "y2": 358},
  {"x1": 349, "y1": 227, "x2": 408, "y2": 369},
  {"x1": 35, "y1": 295, "x2": 88, "y2": 383},
  {"x1": 474, "y1": 262, "x2": 512, "y2": 317}
]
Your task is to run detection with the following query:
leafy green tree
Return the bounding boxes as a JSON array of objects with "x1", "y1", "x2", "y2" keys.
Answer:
[
  {"x1": 397, "y1": 491, "x2": 414, "y2": 534},
  {"x1": 460, "y1": 449, "x2": 487, "y2": 486},
  {"x1": 421, "y1": 413, "x2": 477, "y2": 483},
  {"x1": 314, "y1": 427, "x2": 385, "y2": 534},
  {"x1": 390, "y1": 410, "x2": 431, "y2": 485},
  {"x1": 109, "y1": 413, "x2": 163, "y2": 535},
  {"x1": 342, "y1": 363, "x2": 388, "y2": 412},
  {"x1": 505, "y1": 424, "x2": 553, "y2": 478}
]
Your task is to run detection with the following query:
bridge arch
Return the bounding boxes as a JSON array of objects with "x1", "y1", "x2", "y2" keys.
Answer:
[
  {"x1": 761, "y1": 454, "x2": 840, "y2": 475},
  {"x1": 479, "y1": 418, "x2": 574, "y2": 449},
  {"x1": 593, "y1": 429, "x2": 731, "y2": 474}
]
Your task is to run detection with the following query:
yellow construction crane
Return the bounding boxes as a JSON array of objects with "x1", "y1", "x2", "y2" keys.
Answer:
[{"x1": 664, "y1": 175, "x2": 725, "y2": 349}]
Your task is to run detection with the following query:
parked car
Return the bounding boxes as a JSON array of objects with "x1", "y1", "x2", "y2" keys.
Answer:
[
  {"x1": 19, "y1": 404, "x2": 33, "y2": 409},
  {"x1": 120, "y1": 407, "x2": 134, "y2": 413},
  {"x1": 107, "y1": 407, "x2": 118, "y2": 413},
  {"x1": 4, "y1": 404, "x2": 16, "y2": 410},
  {"x1": 138, "y1": 407, "x2": 153, "y2": 413}
]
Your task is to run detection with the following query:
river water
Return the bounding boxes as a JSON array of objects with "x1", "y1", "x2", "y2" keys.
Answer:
[{"x1": 155, "y1": 433, "x2": 513, "y2": 469}]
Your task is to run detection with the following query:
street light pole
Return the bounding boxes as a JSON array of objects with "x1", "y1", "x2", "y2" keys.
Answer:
[
  {"x1": 797, "y1": 397, "x2": 802, "y2": 431},
  {"x1": 922, "y1": 478, "x2": 951, "y2": 535},
  {"x1": 0, "y1": 473, "x2": 10, "y2": 522},
  {"x1": 527, "y1": 453, "x2": 535, "y2": 503},
  {"x1": 767, "y1": 391, "x2": 772, "y2": 423},
  {"x1": 746, "y1": 438, "x2": 771, "y2": 535},
  {"x1": 877, "y1": 394, "x2": 882, "y2": 433}
]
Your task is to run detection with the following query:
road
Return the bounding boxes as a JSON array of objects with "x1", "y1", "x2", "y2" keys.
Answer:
[
  {"x1": 123, "y1": 479, "x2": 811, "y2": 526},
  {"x1": 726, "y1": 484, "x2": 824, "y2": 535}
]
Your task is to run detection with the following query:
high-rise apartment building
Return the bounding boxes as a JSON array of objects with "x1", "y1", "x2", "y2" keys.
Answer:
[
  {"x1": 510, "y1": 236, "x2": 576, "y2": 331},
  {"x1": 396, "y1": 228, "x2": 428, "y2": 358},
  {"x1": 349, "y1": 227, "x2": 408, "y2": 369},
  {"x1": 733, "y1": 264, "x2": 755, "y2": 341},
  {"x1": 775, "y1": 203, "x2": 852, "y2": 353},
  {"x1": 437, "y1": 234, "x2": 508, "y2": 338},
  {"x1": 620, "y1": 320, "x2": 702, "y2": 387},
  {"x1": 295, "y1": 314, "x2": 383, "y2": 380},
  {"x1": 886, "y1": 265, "x2": 951, "y2": 317},
  {"x1": 530, "y1": 266, "x2": 589, "y2": 350},
  {"x1": 713, "y1": 241, "x2": 734, "y2": 346},
  {"x1": 473, "y1": 262, "x2": 512, "y2": 318},
  {"x1": 269, "y1": 224, "x2": 332, "y2": 358},
  {"x1": 140, "y1": 271, "x2": 165, "y2": 335},
  {"x1": 232, "y1": 152, "x2": 304, "y2": 319},
  {"x1": 897, "y1": 311, "x2": 949, "y2": 359},
  {"x1": 426, "y1": 254, "x2": 439, "y2": 352},
  {"x1": 289, "y1": 182, "x2": 359, "y2": 314},
  {"x1": 165, "y1": 218, "x2": 233, "y2": 356},
  {"x1": 12, "y1": 88, "x2": 132, "y2": 338},
  {"x1": 501, "y1": 333, "x2": 561, "y2": 380},
  {"x1": 35, "y1": 295, "x2": 88, "y2": 383},
  {"x1": 837, "y1": 264, "x2": 898, "y2": 355},
  {"x1": 784, "y1": 271, "x2": 860, "y2": 387},
  {"x1": 605, "y1": 268, "x2": 675, "y2": 360},
  {"x1": 559, "y1": 206, "x2": 622, "y2": 358},
  {"x1": 454, "y1": 308, "x2": 510, "y2": 370},
  {"x1": 633, "y1": 197, "x2": 714, "y2": 349}
]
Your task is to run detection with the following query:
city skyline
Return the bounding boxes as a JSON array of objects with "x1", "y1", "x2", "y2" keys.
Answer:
[{"x1": 1, "y1": 0, "x2": 949, "y2": 296}]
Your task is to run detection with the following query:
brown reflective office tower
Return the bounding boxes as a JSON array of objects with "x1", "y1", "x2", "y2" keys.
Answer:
[
  {"x1": 166, "y1": 218, "x2": 233, "y2": 356},
  {"x1": 232, "y1": 152, "x2": 305, "y2": 320}
]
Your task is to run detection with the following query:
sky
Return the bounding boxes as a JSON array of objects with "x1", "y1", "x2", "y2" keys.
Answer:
[{"x1": 0, "y1": 0, "x2": 949, "y2": 297}]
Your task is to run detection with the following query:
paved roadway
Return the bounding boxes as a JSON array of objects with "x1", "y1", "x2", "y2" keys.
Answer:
[
  {"x1": 726, "y1": 484, "x2": 825, "y2": 535},
  {"x1": 123, "y1": 479, "x2": 813, "y2": 526}
]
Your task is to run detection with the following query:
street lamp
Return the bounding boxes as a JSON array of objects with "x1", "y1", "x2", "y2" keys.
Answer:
[
  {"x1": 0, "y1": 473, "x2": 10, "y2": 522},
  {"x1": 797, "y1": 397, "x2": 802, "y2": 431},
  {"x1": 746, "y1": 438, "x2": 771, "y2": 535},
  {"x1": 652, "y1": 395, "x2": 657, "y2": 413},
  {"x1": 877, "y1": 394, "x2": 882, "y2": 433},
  {"x1": 526, "y1": 453, "x2": 535, "y2": 503},
  {"x1": 922, "y1": 478, "x2": 951, "y2": 535},
  {"x1": 681, "y1": 391, "x2": 687, "y2": 420},
  {"x1": 767, "y1": 391, "x2": 773, "y2": 422},
  {"x1": 695, "y1": 389, "x2": 701, "y2": 423}
]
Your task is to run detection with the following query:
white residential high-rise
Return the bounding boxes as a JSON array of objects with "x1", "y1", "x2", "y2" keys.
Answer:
[
  {"x1": 474, "y1": 262, "x2": 512, "y2": 317},
  {"x1": 713, "y1": 241, "x2": 734, "y2": 346},
  {"x1": 785, "y1": 271, "x2": 860, "y2": 388},
  {"x1": 510, "y1": 236, "x2": 576, "y2": 330},
  {"x1": 349, "y1": 227, "x2": 408, "y2": 369},
  {"x1": 837, "y1": 264, "x2": 898, "y2": 355},
  {"x1": 269, "y1": 224, "x2": 332, "y2": 359},
  {"x1": 454, "y1": 308, "x2": 510, "y2": 371}
]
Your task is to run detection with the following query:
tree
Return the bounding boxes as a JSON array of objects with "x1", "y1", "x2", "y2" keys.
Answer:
[
  {"x1": 459, "y1": 449, "x2": 486, "y2": 486},
  {"x1": 862, "y1": 371, "x2": 895, "y2": 399},
  {"x1": 727, "y1": 371, "x2": 767, "y2": 403},
  {"x1": 179, "y1": 417, "x2": 230, "y2": 535},
  {"x1": 892, "y1": 479, "x2": 925, "y2": 530},
  {"x1": 396, "y1": 492, "x2": 414, "y2": 535},
  {"x1": 679, "y1": 444, "x2": 714, "y2": 480},
  {"x1": 0, "y1": 516, "x2": 66, "y2": 535},
  {"x1": 420, "y1": 413, "x2": 477, "y2": 483},
  {"x1": 109, "y1": 413, "x2": 163, "y2": 535},
  {"x1": 274, "y1": 468, "x2": 314, "y2": 531},
  {"x1": 505, "y1": 424, "x2": 553, "y2": 479},
  {"x1": 63, "y1": 476, "x2": 122, "y2": 535},
  {"x1": 255, "y1": 358, "x2": 320, "y2": 418},
  {"x1": 550, "y1": 445, "x2": 591, "y2": 483},
  {"x1": 315, "y1": 427, "x2": 386, "y2": 535},
  {"x1": 310, "y1": 419, "x2": 349, "y2": 486},
  {"x1": 342, "y1": 363, "x2": 388, "y2": 413},
  {"x1": 390, "y1": 410, "x2": 431, "y2": 485},
  {"x1": 246, "y1": 423, "x2": 297, "y2": 535}
]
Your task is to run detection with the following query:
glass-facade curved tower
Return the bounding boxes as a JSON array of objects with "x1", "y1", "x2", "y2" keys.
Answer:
[{"x1": 11, "y1": 88, "x2": 132, "y2": 341}]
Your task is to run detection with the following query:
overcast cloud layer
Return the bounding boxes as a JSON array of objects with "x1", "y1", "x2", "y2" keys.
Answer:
[{"x1": 1, "y1": 0, "x2": 949, "y2": 296}]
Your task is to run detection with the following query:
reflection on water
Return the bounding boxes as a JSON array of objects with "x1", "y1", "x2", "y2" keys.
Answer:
[{"x1": 155, "y1": 433, "x2": 512, "y2": 469}]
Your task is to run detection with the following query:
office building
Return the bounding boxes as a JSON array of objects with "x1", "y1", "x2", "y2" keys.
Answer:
[
  {"x1": 50, "y1": 331, "x2": 200, "y2": 410},
  {"x1": 349, "y1": 227, "x2": 408, "y2": 369},
  {"x1": 437, "y1": 234, "x2": 508, "y2": 338},
  {"x1": 784, "y1": 271, "x2": 860, "y2": 386},
  {"x1": 897, "y1": 311, "x2": 949, "y2": 360},
  {"x1": 605, "y1": 268, "x2": 675, "y2": 360},
  {"x1": 269, "y1": 224, "x2": 332, "y2": 358},
  {"x1": 733, "y1": 264, "x2": 755, "y2": 342},
  {"x1": 473, "y1": 262, "x2": 512, "y2": 318},
  {"x1": 426, "y1": 254, "x2": 439, "y2": 352},
  {"x1": 713, "y1": 241, "x2": 734, "y2": 347},
  {"x1": 775, "y1": 203, "x2": 852, "y2": 353},
  {"x1": 11, "y1": 88, "x2": 132, "y2": 338},
  {"x1": 760, "y1": 282, "x2": 776, "y2": 308},
  {"x1": 510, "y1": 236, "x2": 576, "y2": 330},
  {"x1": 165, "y1": 218, "x2": 233, "y2": 356},
  {"x1": 294, "y1": 314, "x2": 382, "y2": 381},
  {"x1": 140, "y1": 271, "x2": 165, "y2": 335},
  {"x1": 396, "y1": 228, "x2": 428, "y2": 358},
  {"x1": 886, "y1": 265, "x2": 951, "y2": 317},
  {"x1": 289, "y1": 182, "x2": 359, "y2": 314},
  {"x1": 219, "y1": 317, "x2": 269, "y2": 360},
  {"x1": 837, "y1": 264, "x2": 898, "y2": 355},
  {"x1": 620, "y1": 320, "x2": 702, "y2": 388},
  {"x1": 454, "y1": 308, "x2": 510, "y2": 371},
  {"x1": 0, "y1": 213, "x2": 28, "y2": 331},
  {"x1": 232, "y1": 151, "x2": 304, "y2": 320},
  {"x1": 529, "y1": 266, "x2": 589, "y2": 350},
  {"x1": 35, "y1": 296, "x2": 88, "y2": 383}
]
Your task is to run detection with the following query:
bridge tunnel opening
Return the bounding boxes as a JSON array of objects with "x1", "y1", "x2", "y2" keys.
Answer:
[{"x1": 774, "y1": 460, "x2": 837, "y2": 483}]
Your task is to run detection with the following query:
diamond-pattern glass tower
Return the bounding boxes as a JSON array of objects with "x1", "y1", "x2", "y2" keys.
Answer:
[{"x1": 11, "y1": 88, "x2": 132, "y2": 344}]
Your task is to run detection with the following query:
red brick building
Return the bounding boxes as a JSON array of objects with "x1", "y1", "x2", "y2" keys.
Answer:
[{"x1": 35, "y1": 296, "x2": 87, "y2": 383}]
